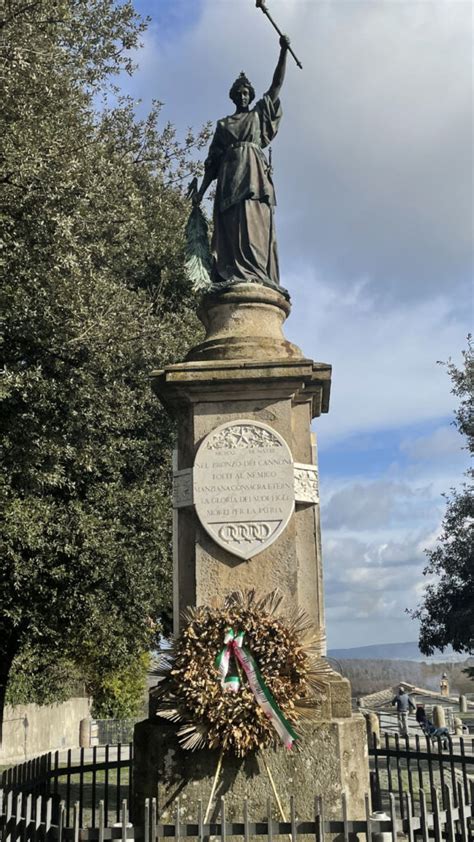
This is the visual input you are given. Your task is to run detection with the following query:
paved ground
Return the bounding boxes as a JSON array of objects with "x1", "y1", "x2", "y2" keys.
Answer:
[{"x1": 60, "y1": 745, "x2": 132, "y2": 764}]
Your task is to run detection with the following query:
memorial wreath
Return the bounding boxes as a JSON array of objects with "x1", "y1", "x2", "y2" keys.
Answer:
[{"x1": 153, "y1": 589, "x2": 331, "y2": 757}]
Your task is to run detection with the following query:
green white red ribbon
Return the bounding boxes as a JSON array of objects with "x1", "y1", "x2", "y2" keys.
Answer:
[{"x1": 215, "y1": 628, "x2": 298, "y2": 750}]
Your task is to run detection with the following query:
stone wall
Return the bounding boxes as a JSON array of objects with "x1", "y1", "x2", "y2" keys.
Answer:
[{"x1": 0, "y1": 697, "x2": 91, "y2": 766}]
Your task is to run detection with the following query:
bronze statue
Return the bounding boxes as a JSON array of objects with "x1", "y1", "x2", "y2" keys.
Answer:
[{"x1": 192, "y1": 35, "x2": 291, "y2": 296}]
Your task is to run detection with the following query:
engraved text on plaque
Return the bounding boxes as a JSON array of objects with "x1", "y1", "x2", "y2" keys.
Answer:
[{"x1": 193, "y1": 420, "x2": 294, "y2": 559}]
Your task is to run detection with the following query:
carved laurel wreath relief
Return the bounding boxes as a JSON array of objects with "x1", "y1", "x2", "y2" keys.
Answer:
[{"x1": 206, "y1": 424, "x2": 281, "y2": 450}]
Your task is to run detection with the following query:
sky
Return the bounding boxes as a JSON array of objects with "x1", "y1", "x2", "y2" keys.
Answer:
[{"x1": 124, "y1": 0, "x2": 472, "y2": 650}]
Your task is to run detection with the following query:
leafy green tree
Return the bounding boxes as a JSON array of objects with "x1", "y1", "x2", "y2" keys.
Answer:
[
  {"x1": 412, "y1": 338, "x2": 474, "y2": 659},
  {"x1": 1, "y1": 1, "x2": 209, "y2": 730},
  {"x1": 5, "y1": 645, "x2": 84, "y2": 707},
  {"x1": 90, "y1": 652, "x2": 150, "y2": 720}
]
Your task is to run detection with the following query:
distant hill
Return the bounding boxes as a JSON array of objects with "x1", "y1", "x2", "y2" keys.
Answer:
[
  {"x1": 329, "y1": 655, "x2": 474, "y2": 697},
  {"x1": 328, "y1": 641, "x2": 467, "y2": 663}
]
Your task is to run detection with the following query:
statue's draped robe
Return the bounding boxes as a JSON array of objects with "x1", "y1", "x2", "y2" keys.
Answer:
[{"x1": 204, "y1": 94, "x2": 282, "y2": 289}]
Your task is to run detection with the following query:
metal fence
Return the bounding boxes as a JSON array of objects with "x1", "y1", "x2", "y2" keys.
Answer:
[
  {"x1": 0, "y1": 745, "x2": 132, "y2": 827},
  {"x1": 369, "y1": 732, "x2": 474, "y2": 816},
  {"x1": 93, "y1": 720, "x2": 140, "y2": 747},
  {"x1": 2, "y1": 735, "x2": 473, "y2": 836},
  {"x1": 1, "y1": 787, "x2": 472, "y2": 842}
]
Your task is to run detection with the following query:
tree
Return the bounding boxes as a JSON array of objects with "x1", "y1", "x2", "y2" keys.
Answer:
[
  {"x1": 1, "y1": 1, "x2": 210, "y2": 729},
  {"x1": 412, "y1": 337, "x2": 474, "y2": 658},
  {"x1": 90, "y1": 652, "x2": 151, "y2": 720}
]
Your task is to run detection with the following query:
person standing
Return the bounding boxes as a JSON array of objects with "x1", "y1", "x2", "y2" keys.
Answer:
[{"x1": 391, "y1": 685, "x2": 416, "y2": 736}]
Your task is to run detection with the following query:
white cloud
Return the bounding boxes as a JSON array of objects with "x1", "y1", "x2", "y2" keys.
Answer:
[
  {"x1": 314, "y1": 389, "x2": 470, "y2": 647},
  {"x1": 400, "y1": 425, "x2": 467, "y2": 462},
  {"x1": 320, "y1": 482, "x2": 447, "y2": 646},
  {"x1": 322, "y1": 480, "x2": 431, "y2": 529},
  {"x1": 286, "y1": 277, "x2": 470, "y2": 443},
  {"x1": 276, "y1": 0, "x2": 472, "y2": 301},
  {"x1": 323, "y1": 528, "x2": 429, "y2": 646},
  {"x1": 323, "y1": 529, "x2": 427, "y2": 575}
]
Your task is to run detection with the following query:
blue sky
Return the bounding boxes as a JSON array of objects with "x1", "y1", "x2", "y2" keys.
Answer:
[{"x1": 124, "y1": 0, "x2": 472, "y2": 649}]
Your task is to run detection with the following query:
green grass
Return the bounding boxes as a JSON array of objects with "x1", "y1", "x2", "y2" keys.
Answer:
[
  {"x1": 370, "y1": 757, "x2": 467, "y2": 814},
  {"x1": 53, "y1": 768, "x2": 132, "y2": 825},
  {"x1": 1, "y1": 764, "x2": 132, "y2": 828}
]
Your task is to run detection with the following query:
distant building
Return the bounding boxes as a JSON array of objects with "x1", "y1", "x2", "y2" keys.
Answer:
[{"x1": 440, "y1": 672, "x2": 450, "y2": 697}]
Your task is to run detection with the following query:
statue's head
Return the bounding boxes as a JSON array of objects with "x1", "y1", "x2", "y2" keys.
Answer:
[{"x1": 229, "y1": 72, "x2": 255, "y2": 108}]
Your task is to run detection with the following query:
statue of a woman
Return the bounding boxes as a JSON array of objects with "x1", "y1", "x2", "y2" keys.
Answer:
[{"x1": 193, "y1": 35, "x2": 290, "y2": 295}]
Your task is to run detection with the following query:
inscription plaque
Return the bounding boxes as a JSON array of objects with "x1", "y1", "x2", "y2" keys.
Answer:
[{"x1": 193, "y1": 420, "x2": 294, "y2": 559}]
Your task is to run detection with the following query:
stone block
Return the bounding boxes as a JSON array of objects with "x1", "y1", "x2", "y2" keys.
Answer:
[
  {"x1": 433, "y1": 706, "x2": 446, "y2": 728},
  {"x1": 327, "y1": 676, "x2": 353, "y2": 719},
  {"x1": 132, "y1": 716, "x2": 369, "y2": 824}
]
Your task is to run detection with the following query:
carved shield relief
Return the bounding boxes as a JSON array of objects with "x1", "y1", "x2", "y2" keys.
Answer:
[{"x1": 193, "y1": 420, "x2": 294, "y2": 560}]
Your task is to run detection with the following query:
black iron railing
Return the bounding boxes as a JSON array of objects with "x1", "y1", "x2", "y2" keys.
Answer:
[
  {"x1": 0, "y1": 786, "x2": 472, "y2": 842},
  {"x1": 369, "y1": 732, "x2": 474, "y2": 816},
  {"x1": 1, "y1": 744, "x2": 132, "y2": 827}
]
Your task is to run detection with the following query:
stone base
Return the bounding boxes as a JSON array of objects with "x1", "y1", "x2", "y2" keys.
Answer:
[
  {"x1": 187, "y1": 283, "x2": 303, "y2": 362},
  {"x1": 132, "y1": 716, "x2": 369, "y2": 824}
]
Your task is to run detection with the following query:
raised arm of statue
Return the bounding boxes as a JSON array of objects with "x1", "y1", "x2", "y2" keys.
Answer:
[{"x1": 267, "y1": 35, "x2": 290, "y2": 103}]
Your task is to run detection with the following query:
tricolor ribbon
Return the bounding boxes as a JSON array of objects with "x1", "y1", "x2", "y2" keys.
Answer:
[{"x1": 215, "y1": 628, "x2": 298, "y2": 750}]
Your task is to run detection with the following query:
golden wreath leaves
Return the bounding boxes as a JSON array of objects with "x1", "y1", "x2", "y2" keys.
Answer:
[{"x1": 151, "y1": 589, "x2": 331, "y2": 756}]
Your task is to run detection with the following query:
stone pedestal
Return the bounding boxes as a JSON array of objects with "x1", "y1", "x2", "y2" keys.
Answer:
[
  {"x1": 133, "y1": 716, "x2": 369, "y2": 823},
  {"x1": 152, "y1": 285, "x2": 332, "y2": 642},
  {"x1": 134, "y1": 283, "x2": 370, "y2": 821},
  {"x1": 188, "y1": 283, "x2": 302, "y2": 362}
]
